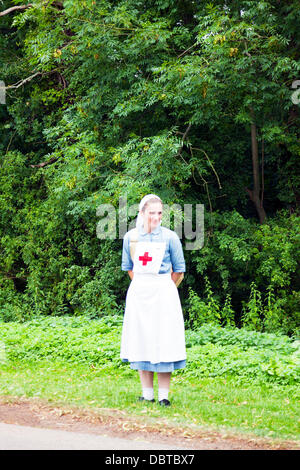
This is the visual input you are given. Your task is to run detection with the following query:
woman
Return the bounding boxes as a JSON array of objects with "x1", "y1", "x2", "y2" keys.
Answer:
[{"x1": 120, "y1": 194, "x2": 186, "y2": 406}]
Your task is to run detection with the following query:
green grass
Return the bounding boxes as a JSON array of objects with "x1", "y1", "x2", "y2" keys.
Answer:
[{"x1": 0, "y1": 315, "x2": 299, "y2": 443}]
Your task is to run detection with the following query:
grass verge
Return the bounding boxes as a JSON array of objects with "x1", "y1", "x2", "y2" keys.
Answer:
[{"x1": 0, "y1": 315, "x2": 299, "y2": 444}]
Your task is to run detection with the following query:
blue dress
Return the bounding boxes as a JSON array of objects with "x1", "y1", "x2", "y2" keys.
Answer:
[{"x1": 121, "y1": 225, "x2": 186, "y2": 372}]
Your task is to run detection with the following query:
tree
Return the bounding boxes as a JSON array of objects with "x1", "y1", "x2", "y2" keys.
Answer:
[{"x1": 0, "y1": 0, "x2": 299, "y2": 331}]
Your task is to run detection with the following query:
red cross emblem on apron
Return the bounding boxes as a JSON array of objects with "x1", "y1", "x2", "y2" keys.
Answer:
[
  {"x1": 139, "y1": 252, "x2": 152, "y2": 266},
  {"x1": 133, "y1": 242, "x2": 166, "y2": 274}
]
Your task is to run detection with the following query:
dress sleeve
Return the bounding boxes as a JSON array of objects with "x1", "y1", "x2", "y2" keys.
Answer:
[
  {"x1": 169, "y1": 233, "x2": 186, "y2": 272},
  {"x1": 121, "y1": 232, "x2": 133, "y2": 271}
]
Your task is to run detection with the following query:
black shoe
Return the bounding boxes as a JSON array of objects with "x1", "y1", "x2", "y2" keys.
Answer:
[
  {"x1": 159, "y1": 399, "x2": 170, "y2": 406},
  {"x1": 138, "y1": 396, "x2": 155, "y2": 403}
]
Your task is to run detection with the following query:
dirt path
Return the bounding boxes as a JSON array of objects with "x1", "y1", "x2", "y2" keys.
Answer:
[{"x1": 0, "y1": 397, "x2": 298, "y2": 450}]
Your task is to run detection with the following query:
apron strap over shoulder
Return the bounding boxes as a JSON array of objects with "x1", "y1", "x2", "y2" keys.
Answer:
[{"x1": 129, "y1": 228, "x2": 139, "y2": 261}]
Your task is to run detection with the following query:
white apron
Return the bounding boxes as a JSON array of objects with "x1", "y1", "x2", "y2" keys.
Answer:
[{"x1": 121, "y1": 241, "x2": 186, "y2": 364}]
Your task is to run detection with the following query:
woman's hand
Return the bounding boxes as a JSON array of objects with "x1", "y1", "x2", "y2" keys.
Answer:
[
  {"x1": 128, "y1": 270, "x2": 134, "y2": 280},
  {"x1": 171, "y1": 272, "x2": 183, "y2": 285}
]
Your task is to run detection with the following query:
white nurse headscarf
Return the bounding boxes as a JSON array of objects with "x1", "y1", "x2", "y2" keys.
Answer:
[{"x1": 136, "y1": 194, "x2": 162, "y2": 230}]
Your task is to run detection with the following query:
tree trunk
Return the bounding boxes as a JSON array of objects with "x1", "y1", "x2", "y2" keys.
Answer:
[{"x1": 245, "y1": 108, "x2": 267, "y2": 224}]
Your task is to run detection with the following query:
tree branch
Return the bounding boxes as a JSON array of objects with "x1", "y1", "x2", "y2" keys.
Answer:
[
  {"x1": 181, "y1": 123, "x2": 192, "y2": 142},
  {"x1": 0, "y1": 4, "x2": 33, "y2": 17},
  {"x1": 176, "y1": 123, "x2": 192, "y2": 157},
  {"x1": 177, "y1": 42, "x2": 197, "y2": 58},
  {"x1": 6, "y1": 72, "x2": 42, "y2": 90},
  {"x1": 30, "y1": 157, "x2": 59, "y2": 168},
  {"x1": 6, "y1": 68, "x2": 61, "y2": 90},
  {"x1": 191, "y1": 147, "x2": 222, "y2": 190},
  {"x1": 0, "y1": 2, "x2": 64, "y2": 17}
]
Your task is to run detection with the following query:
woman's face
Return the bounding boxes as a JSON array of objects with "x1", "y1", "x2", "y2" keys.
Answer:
[{"x1": 141, "y1": 201, "x2": 163, "y2": 233}]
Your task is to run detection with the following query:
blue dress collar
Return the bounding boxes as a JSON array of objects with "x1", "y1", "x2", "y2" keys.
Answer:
[{"x1": 138, "y1": 225, "x2": 162, "y2": 236}]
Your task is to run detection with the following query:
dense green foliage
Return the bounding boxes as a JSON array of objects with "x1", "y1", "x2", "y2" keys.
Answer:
[
  {"x1": 1, "y1": 315, "x2": 299, "y2": 386},
  {"x1": 0, "y1": 1, "x2": 299, "y2": 333}
]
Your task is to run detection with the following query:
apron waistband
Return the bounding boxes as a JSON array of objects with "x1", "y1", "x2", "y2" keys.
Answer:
[{"x1": 133, "y1": 272, "x2": 171, "y2": 278}]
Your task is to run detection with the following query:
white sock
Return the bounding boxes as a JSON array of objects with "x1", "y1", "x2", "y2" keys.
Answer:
[
  {"x1": 158, "y1": 388, "x2": 169, "y2": 402},
  {"x1": 143, "y1": 387, "x2": 154, "y2": 401}
]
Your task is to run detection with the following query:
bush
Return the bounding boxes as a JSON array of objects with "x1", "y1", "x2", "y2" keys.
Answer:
[
  {"x1": 190, "y1": 210, "x2": 300, "y2": 335},
  {"x1": 184, "y1": 324, "x2": 300, "y2": 385},
  {"x1": 187, "y1": 275, "x2": 300, "y2": 337},
  {"x1": 1, "y1": 316, "x2": 299, "y2": 386}
]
